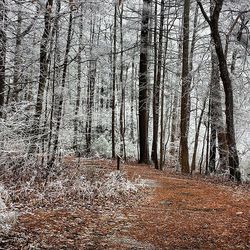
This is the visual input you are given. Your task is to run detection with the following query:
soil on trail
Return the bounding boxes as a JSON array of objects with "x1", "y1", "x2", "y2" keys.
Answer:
[{"x1": 1, "y1": 160, "x2": 250, "y2": 249}]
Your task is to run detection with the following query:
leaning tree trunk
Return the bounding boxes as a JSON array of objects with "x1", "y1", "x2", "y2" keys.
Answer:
[
  {"x1": 198, "y1": 0, "x2": 240, "y2": 181},
  {"x1": 138, "y1": 0, "x2": 151, "y2": 164}
]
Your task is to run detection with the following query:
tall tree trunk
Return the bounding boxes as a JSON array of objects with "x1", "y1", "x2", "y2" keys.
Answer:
[
  {"x1": 209, "y1": 45, "x2": 228, "y2": 173},
  {"x1": 169, "y1": 22, "x2": 182, "y2": 167},
  {"x1": 152, "y1": 0, "x2": 164, "y2": 169},
  {"x1": 191, "y1": 96, "x2": 207, "y2": 172},
  {"x1": 180, "y1": 0, "x2": 190, "y2": 173},
  {"x1": 111, "y1": 3, "x2": 117, "y2": 159},
  {"x1": 119, "y1": 2, "x2": 126, "y2": 159},
  {"x1": 73, "y1": 4, "x2": 83, "y2": 154},
  {"x1": 160, "y1": 0, "x2": 171, "y2": 170},
  {"x1": 30, "y1": 0, "x2": 54, "y2": 153},
  {"x1": 186, "y1": 3, "x2": 199, "y2": 131},
  {"x1": 12, "y1": 3, "x2": 22, "y2": 102},
  {"x1": 130, "y1": 55, "x2": 135, "y2": 141},
  {"x1": 47, "y1": 0, "x2": 61, "y2": 165},
  {"x1": 85, "y1": 59, "x2": 96, "y2": 154},
  {"x1": 85, "y1": 18, "x2": 96, "y2": 155},
  {"x1": 138, "y1": 0, "x2": 151, "y2": 164},
  {"x1": 0, "y1": 0, "x2": 6, "y2": 118},
  {"x1": 48, "y1": 7, "x2": 73, "y2": 169}
]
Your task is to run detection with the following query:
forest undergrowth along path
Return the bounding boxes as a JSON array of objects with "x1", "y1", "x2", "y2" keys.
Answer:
[{"x1": 1, "y1": 159, "x2": 250, "y2": 249}]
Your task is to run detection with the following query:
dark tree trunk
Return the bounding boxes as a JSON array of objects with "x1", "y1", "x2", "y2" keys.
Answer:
[
  {"x1": 47, "y1": 0, "x2": 61, "y2": 166},
  {"x1": 30, "y1": 0, "x2": 54, "y2": 153},
  {"x1": 138, "y1": 0, "x2": 151, "y2": 164},
  {"x1": 210, "y1": 2, "x2": 240, "y2": 180},
  {"x1": 0, "y1": 0, "x2": 6, "y2": 118},
  {"x1": 152, "y1": 0, "x2": 164, "y2": 169},
  {"x1": 111, "y1": 3, "x2": 117, "y2": 159},
  {"x1": 130, "y1": 55, "x2": 135, "y2": 141},
  {"x1": 209, "y1": 45, "x2": 228, "y2": 173},
  {"x1": 180, "y1": 0, "x2": 190, "y2": 173},
  {"x1": 119, "y1": 2, "x2": 126, "y2": 160},
  {"x1": 85, "y1": 60, "x2": 96, "y2": 154},
  {"x1": 48, "y1": 7, "x2": 73, "y2": 169},
  {"x1": 198, "y1": 0, "x2": 241, "y2": 181},
  {"x1": 12, "y1": 3, "x2": 22, "y2": 102}
]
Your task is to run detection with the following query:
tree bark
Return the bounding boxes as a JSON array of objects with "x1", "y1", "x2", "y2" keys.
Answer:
[
  {"x1": 209, "y1": 45, "x2": 228, "y2": 173},
  {"x1": 112, "y1": 3, "x2": 117, "y2": 159},
  {"x1": 198, "y1": 0, "x2": 240, "y2": 181},
  {"x1": 73, "y1": 4, "x2": 83, "y2": 154},
  {"x1": 191, "y1": 96, "x2": 207, "y2": 172},
  {"x1": 0, "y1": 0, "x2": 6, "y2": 118},
  {"x1": 180, "y1": 0, "x2": 191, "y2": 173},
  {"x1": 152, "y1": 0, "x2": 164, "y2": 169},
  {"x1": 12, "y1": 3, "x2": 22, "y2": 102},
  {"x1": 138, "y1": 0, "x2": 151, "y2": 164},
  {"x1": 30, "y1": 0, "x2": 54, "y2": 153},
  {"x1": 48, "y1": 7, "x2": 73, "y2": 168}
]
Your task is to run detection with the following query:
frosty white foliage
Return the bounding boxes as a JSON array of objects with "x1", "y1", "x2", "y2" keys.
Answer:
[
  {"x1": 225, "y1": 1, "x2": 250, "y2": 13},
  {"x1": 0, "y1": 185, "x2": 18, "y2": 234},
  {"x1": 100, "y1": 171, "x2": 139, "y2": 198},
  {"x1": 73, "y1": 170, "x2": 140, "y2": 201},
  {"x1": 92, "y1": 135, "x2": 112, "y2": 158},
  {"x1": 32, "y1": 169, "x2": 144, "y2": 206},
  {"x1": 240, "y1": 163, "x2": 250, "y2": 182},
  {"x1": 0, "y1": 103, "x2": 37, "y2": 175}
]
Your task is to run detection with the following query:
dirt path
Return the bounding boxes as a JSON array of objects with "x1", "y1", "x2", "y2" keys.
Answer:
[
  {"x1": 113, "y1": 164, "x2": 250, "y2": 249},
  {"x1": 2, "y1": 160, "x2": 250, "y2": 249}
]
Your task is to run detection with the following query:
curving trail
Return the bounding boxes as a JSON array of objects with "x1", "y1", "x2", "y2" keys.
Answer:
[
  {"x1": 113, "y1": 163, "x2": 250, "y2": 249},
  {"x1": 1, "y1": 159, "x2": 249, "y2": 249}
]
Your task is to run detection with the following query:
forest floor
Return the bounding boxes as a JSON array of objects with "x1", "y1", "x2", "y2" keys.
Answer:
[{"x1": 0, "y1": 158, "x2": 250, "y2": 249}]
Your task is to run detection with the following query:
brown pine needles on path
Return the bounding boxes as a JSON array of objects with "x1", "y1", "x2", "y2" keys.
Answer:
[{"x1": 1, "y1": 159, "x2": 249, "y2": 249}]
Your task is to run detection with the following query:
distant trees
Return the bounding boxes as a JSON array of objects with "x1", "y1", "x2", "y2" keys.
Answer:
[{"x1": 0, "y1": 0, "x2": 249, "y2": 181}]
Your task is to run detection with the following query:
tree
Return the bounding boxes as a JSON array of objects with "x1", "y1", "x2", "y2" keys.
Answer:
[
  {"x1": 138, "y1": 0, "x2": 151, "y2": 164},
  {"x1": 48, "y1": 3, "x2": 73, "y2": 168},
  {"x1": 111, "y1": 2, "x2": 117, "y2": 159},
  {"x1": 0, "y1": 0, "x2": 6, "y2": 118},
  {"x1": 152, "y1": 0, "x2": 165, "y2": 169},
  {"x1": 197, "y1": 0, "x2": 241, "y2": 181},
  {"x1": 73, "y1": 3, "x2": 83, "y2": 154},
  {"x1": 180, "y1": 0, "x2": 191, "y2": 173},
  {"x1": 29, "y1": 0, "x2": 54, "y2": 153}
]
